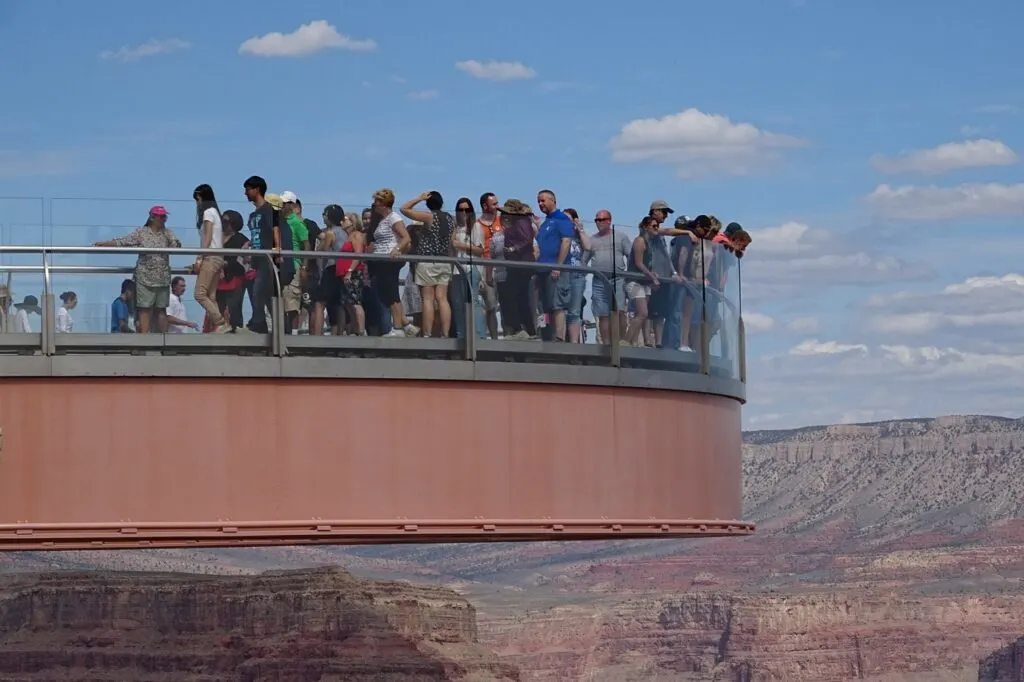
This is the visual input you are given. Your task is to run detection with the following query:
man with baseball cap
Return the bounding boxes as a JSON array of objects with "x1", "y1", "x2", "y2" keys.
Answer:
[{"x1": 279, "y1": 191, "x2": 310, "y2": 333}]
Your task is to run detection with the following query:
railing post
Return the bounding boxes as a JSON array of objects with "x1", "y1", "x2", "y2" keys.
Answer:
[
  {"x1": 41, "y1": 249, "x2": 54, "y2": 356},
  {"x1": 700, "y1": 318, "x2": 710, "y2": 375},
  {"x1": 606, "y1": 274, "x2": 621, "y2": 368},
  {"x1": 270, "y1": 297, "x2": 283, "y2": 357},
  {"x1": 737, "y1": 316, "x2": 747, "y2": 383}
]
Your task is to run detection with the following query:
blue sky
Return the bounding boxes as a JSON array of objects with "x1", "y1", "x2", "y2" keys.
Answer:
[{"x1": 1, "y1": 0, "x2": 1023, "y2": 428}]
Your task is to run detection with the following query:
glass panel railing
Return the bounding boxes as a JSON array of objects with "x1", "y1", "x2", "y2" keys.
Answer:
[
  {"x1": 1, "y1": 194, "x2": 746, "y2": 385},
  {"x1": 0, "y1": 197, "x2": 45, "y2": 336}
]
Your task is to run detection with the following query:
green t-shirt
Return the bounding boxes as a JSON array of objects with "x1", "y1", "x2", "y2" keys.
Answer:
[{"x1": 286, "y1": 213, "x2": 309, "y2": 271}]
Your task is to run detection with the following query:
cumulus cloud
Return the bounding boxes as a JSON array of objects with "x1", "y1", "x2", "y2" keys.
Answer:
[
  {"x1": 608, "y1": 108, "x2": 807, "y2": 178},
  {"x1": 787, "y1": 316, "x2": 820, "y2": 334},
  {"x1": 740, "y1": 221, "x2": 930, "y2": 303},
  {"x1": 865, "y1": 182, "x2": 1024, "y2": 221},
  {"x1": 100, "y1": 38, "x2": 190, "y2": 62},
  {"x1": 454, "y1": 60, "x2": 536, "y2": 81},
  {"x1": 865, "y1": 274, "x2": 1024, "y2": 337},
  {"x1": 239, "y1": 20, "x2": 376, "y2": 57},
  {"x1": 870, "y1": 139, "x2": 1018, "y2": 176},
  {"x1": 746, "y1": 338, "x2": 1024, "y2": 429},
  {"x1": 744, "y1": 312, "x2": 776, "y2": 334}
]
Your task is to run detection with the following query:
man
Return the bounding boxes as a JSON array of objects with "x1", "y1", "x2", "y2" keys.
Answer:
[
  {"x1": 476, "y1": 192, "x2": 502, "y2": 338},
  {"x1": 243, "y1": 175, "x2": 275, "y2": 334},
  {"x1": 167, "y1": 276, "x2": 199, "y2": 333},
  {"x1": 534, "y1": 189, "x2": 574, "y2": 342},
  {"x1": 280, "y1": 191, "x2": 310, "y2": 333},
  {"x1": 111, "y1": 279, "x2": 135, "y2": 333},
  {"x1": 294, "y1": 197, "x2": 321, "y2": 332},
  {"x1": 646, "y1": 199, "x2": 686, "y2": 350},
  {"x1": 585, "y1": 209, "x2": 631, "y2": 345}
]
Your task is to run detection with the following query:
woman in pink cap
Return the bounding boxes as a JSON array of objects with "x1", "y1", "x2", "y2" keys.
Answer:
[{"x1": 93, "y1": 206, "x2": 181, "y2": 333}]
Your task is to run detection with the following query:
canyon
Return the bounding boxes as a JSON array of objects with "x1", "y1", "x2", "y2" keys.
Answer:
[
  {"x1": 1, "y1": 414, "x2": 1023, "y2": 680},
  {"x1": 0, "y1": 567, "x2": 518, "y2": 681}
]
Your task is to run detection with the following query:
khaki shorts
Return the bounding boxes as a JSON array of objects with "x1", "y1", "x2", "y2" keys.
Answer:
[
  {"x1": 414, "y1": 262, "x2": 452, "y2": 288},
  {"x1": 480, "y1": 280, "x2": 498, "y2": 311},
  {"x1": 136, "y1": 282, "x2": 170, "y2": 309},
  {"x1": 624, "y1": 281, "x2": 650, "y2": 300},
  {"x1": 283, "y1": 280, "x2": 303, "y2": 313}
]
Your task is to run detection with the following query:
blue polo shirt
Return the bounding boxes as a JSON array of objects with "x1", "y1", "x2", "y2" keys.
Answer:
[
  {"x1": 111, "y1": 297, "x2": 131, "y2": 332},
  {"x1": 536, "y1": 210, "x2": 575, "y2": 264}
]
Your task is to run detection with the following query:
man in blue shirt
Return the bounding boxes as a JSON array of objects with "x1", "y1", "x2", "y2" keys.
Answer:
[
  {"x1": 111, "y1": 279, "x2": 135, "y2": 333},
  {"x1": 535, "y1": 189, "x2": 575, "y2": 341}
]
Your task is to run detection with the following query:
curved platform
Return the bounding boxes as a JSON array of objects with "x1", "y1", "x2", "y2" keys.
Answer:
[{"x1": 0, "y1": 242, "x2": 753, "y2": 549}]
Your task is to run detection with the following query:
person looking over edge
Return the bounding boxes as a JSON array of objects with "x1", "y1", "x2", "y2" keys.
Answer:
[
  {"x1": 535, "y1": 189, "x2": 574, "y2": 342},
  {"x1": 243, "y1": 175, "x2": 275, "y2": 334}
]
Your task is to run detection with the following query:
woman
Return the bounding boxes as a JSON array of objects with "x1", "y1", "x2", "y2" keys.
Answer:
[
  {"x1": 12, "y1": 295, "x2": 40, "y2": 333},
  {"x1": 624, "y1": 216, "x2": 660, "y2": 347},
  {"x1": 368, "y1": 188, "x2": 415, "y2": 338},
  {"x1": 336, "y1": 211, "x2": 367, "y2": 335},
  {"x1": 0, "y1": 276, "x2": 12, "y2": 333},
  {"x1": 497, "y1": 198, "x2": 537, "y2": 338},
  {"x1": 216, "y1": 209, "x2": 250, "y2": 332},
  {"x1": 562, "y1": 208, "x2": 592, "y2": 343},
  {"x1": 192, "y1": 184, "x2": 228, "y2": 333},
  {"x1": 312, "y1": 204, "x2": 346, "y2": 335},
  {"x1": 450, "y1": 196, "x2": 486, "y2": 340},
  {"x1": 56, "y1": 291, "x2": 77, "y2": 333},
  {"x1": 93, "y1": 206, "x2": 181, "y2": 333}
]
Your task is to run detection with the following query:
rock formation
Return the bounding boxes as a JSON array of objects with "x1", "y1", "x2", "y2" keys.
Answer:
[
  {"x1": 0, "y1": 567, "x2": 518, "y2": 681},
  {"x1": 980, "y1": 637, "x2": 1024, "y2": 682}
]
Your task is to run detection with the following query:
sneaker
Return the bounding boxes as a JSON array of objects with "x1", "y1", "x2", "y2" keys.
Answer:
[
  {"x1": 384, "y1": 329, "x2": 406, "y2": 338},
  {"x1": 213, "y1": 323, "x2": 232, "y2": 334},
  {"x1": 404, "y1": 323, "x2": 420, "y2": 337}
]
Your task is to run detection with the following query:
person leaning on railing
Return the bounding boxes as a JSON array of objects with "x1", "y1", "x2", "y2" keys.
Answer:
[{"x1": 93, "y1": 205, "x2": 180, "y2": 334}]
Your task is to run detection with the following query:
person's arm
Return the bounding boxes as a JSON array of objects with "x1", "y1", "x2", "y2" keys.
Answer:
[
  {"x1": 166, "y1": 313, "x2": 198, "y2": 330},
  {"x1": 552, "y1": 219, "x2": 572, "y2": 278},
  {"x1": 633, "y1": 238, "x2": 658, "y2": 285},
  {"x1": 94, "y1": 228, "x2": 141, "y2": 248},
  {"x1": 577, "y1": 224, "x2": 593, "y2": 252},
  {"x1": 400, "y1": 192, "x2": 434, "y2": 224},
  {"x1": 390, "y1": 218, "x2": 410, "y2": 256}
]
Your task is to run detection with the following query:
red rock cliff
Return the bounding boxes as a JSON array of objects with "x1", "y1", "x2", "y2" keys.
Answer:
[{"x1": 0, "y1": 567, "x2": 519, "y2": 681}]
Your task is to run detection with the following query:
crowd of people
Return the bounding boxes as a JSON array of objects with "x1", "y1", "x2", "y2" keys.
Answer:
[{"x1": 0, "y1": 176, "x2": 752, "y2": 351}]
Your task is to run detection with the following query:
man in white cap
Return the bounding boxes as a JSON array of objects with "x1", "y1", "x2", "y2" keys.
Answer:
[{"x1": 280, "y1": 191, "x2": 310, "y2": 333}]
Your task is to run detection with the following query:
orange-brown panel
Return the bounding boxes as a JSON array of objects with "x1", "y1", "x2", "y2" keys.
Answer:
[{"x1": 0, "y1": 378, "x2": 747, "y2": 547}]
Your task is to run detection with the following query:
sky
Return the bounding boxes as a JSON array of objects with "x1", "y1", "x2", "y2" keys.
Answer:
[{"x1": 1, "y1": 0, "x2": 1023, "y2": 429}]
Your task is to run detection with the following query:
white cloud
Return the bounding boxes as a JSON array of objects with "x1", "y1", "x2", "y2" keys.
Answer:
[
  {"x1": 99, "y1": 38, "x2": 190, "y2": 63},
  {"x1": 973, "y1": 104, "x2": 1021, "y2": 115},
  {"x1": 866, "y1": 274, "x2": 1024, "y2": 336},
  {"x1": 407, "y1": 90, "x2": 438, "y2": 101},
  {"x1": 0, "y1": 150, "x2": 75, "y2": 179},
  {"x1": 740, "y1": 221, "x2": 930, "y2": 303},
  {"x1": 747, "y1": 338, "x2": 1024, "y2": 429},
  {"x1": 454, "y1": 60, "x2": 536, "y2": 81},
  {"x1": 608, "y1": 108, "x2": 807, "y2": 178},
  {"x1": 744, "y1": 312, "x2": 776, "y2": 334},
  {"x1": 239, "y1": 20, "x2": 376, "y2": 57},
  {"x1": 870, "y1": 139, "x2": 1017, "y2": 176},
  {"x1": 866, "y1": 182, "x2": 1024, "y2": 221},
  {"x1": 787, "y1": 316, "x2": 820, "y2": 334}
]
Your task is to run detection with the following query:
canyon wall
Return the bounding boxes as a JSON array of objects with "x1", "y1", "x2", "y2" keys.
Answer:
[{"x1": 0, "y1": 567, "x2": 518, "y2": 681}]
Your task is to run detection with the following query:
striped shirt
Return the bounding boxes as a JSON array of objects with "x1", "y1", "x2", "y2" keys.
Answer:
[{"x1": 372, "y1": 211, "x2": 403, "y2": 255}]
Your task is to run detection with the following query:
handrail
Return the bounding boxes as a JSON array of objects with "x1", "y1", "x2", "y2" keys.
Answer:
[{"x1": 0, "y1": 244, "x2": 742, "y2": 379}]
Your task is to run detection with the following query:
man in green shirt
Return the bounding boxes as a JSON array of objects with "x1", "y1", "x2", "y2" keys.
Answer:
[{"x1": 280, "y1": 191, "x2": 310, "y2": 332}]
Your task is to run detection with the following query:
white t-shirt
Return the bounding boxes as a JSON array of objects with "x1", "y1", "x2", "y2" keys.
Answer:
[
  {"x1": 167, "y1": 294, "x2": 190, "y2": 333},
  {"x1": 14, "y1": 308, "x2": 31, "y2": 333},
  {"x1": 56, "y1": 306, "x2": 72, "y2": 333},
  {"x1": 203, "y1": 207, "x2": 223, "y2": 249},
  {"x1": 372, "y1": 211, "x2": 403, "y2": 255}
]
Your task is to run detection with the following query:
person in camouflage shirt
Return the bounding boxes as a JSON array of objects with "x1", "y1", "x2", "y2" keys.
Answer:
[{"x1": 94, "y1": 206, "x2": 181, "y2": 333}]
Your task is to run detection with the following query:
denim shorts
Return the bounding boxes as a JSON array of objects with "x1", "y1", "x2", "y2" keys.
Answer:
[
  {"x1": 566, "y1": 272, "x2": 587, "y2": 324},
  {"x1": 590, "y1": 277, "x2": 625, "y2": 317}
]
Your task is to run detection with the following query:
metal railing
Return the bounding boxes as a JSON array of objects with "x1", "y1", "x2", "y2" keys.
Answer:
[{"x1": 0, "y1": 244, "x2": 744, "y2": 381}]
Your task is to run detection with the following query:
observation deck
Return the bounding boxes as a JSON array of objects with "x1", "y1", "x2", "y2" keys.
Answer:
[{"x1": 0, "y1": 196, "x2": 752, "y2": 550}]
